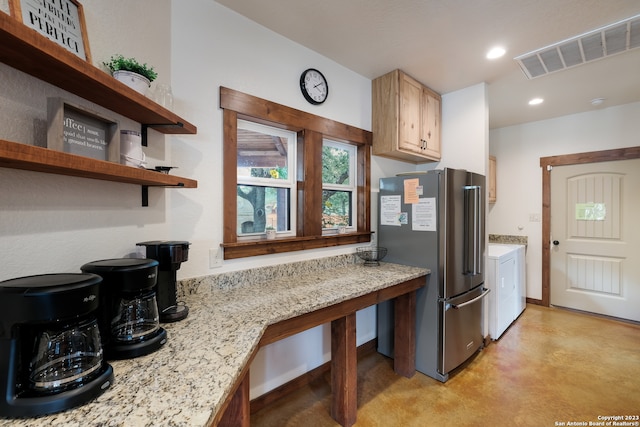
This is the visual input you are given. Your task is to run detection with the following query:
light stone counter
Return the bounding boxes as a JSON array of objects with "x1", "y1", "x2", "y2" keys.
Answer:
[{"x1": 0, "y1": 254, "x2": 428, "y2": 427}]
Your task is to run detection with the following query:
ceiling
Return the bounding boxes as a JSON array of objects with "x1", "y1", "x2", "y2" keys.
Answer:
[{"x1": 215, "y1": 0, "x2": 640, "y2": 129}]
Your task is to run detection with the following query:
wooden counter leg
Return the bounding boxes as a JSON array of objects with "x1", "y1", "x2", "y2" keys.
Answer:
[
  {"x1": 393, "y1": 290, "x2": 417, "y2": 378},
  {"x1": 331, "y1": 313, "x2": 357, "y2": 427},
  {"x1": 217, "y1": 374, "x2": 250, "y2": 427}
]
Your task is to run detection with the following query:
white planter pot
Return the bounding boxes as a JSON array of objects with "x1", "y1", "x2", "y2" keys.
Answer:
[
  {"x1": 266, "y1": 229, "x2": 276, "y2": 240},
  {"x1": 113, "y1": 70, "x2": 150, "y2": 95}
]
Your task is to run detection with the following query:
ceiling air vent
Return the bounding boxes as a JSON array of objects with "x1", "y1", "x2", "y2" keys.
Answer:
[{"x1": 515, "y1": 14, "x2": 640, "y2": 79}]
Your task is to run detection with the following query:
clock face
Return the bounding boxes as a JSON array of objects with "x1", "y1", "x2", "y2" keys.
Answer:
[{"x1": 300, "y1": 68, "x2": 328, "y2": 105}]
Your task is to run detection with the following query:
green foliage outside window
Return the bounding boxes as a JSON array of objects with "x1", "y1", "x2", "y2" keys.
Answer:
[{"x1": 322, "y1": 145, "x2": 352, "y2": 228}]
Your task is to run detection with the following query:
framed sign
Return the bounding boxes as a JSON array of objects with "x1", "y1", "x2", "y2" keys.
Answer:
[
  {"x1": 47, "y1": 98, "x2": 120, "y2": 162},
  {"x1": 9, "y1": 0, "x2": 92, "y2": 62}
]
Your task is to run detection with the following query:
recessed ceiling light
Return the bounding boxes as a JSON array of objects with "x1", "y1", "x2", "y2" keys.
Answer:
[
  {"x1": 529, "y1": 98, "x2": 544, "y2": 105},
  {"x1": 486, "y1": 47, "x2": 506, "y2": 59},
  {"x1": 590, "y1": 97, "x2": 605, "y2": 106}
]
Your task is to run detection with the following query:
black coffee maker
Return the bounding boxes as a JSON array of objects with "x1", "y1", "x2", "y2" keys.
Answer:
[
  {"x1": 81, "y1": 258, "x2": 167, "y2": 360},
  {"x1": 0, "y1": 273, "x2": 114, "y2": 418},
  {"x1": 136, "y1": 241, "x2": 190, "y2": 322}
]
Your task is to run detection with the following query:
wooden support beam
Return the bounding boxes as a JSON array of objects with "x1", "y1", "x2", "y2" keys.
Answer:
[
  {"x1": 331, "y1": 313, "x2": 358, "y2": 427},
  {"x1": 217, "y1": 376, "x2": 250, "y2": 427},
  {"x1": 393, "y1": 290, "x2": 417, "y2": 377}
]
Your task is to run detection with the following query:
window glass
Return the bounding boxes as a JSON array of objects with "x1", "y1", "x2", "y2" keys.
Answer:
[
  {"x1": 237, "y1": 185, "x2": 290, "y2": 234},
  {"x1": 322, "y1": 190, "x2": 352, "y2": 228},
  {"x1": 237, "y1": 120, "x2": 296, "y2": 237},
  {"x1": 322, "y1": 143, "x2": 352, "y2": 185},
  {"x1": 237, "y1": 121, "x2": 291, "y2": 181},
  {"x1": 322, "y1": 140, "x2": 356, "y2": 231}
]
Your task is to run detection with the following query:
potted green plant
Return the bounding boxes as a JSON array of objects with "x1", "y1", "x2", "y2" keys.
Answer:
[
  {"x1": 265, "y1": 225, "x2": 276, "y2": 240},
  {"x1": 103, "y1": 54, "x2": 158, "y2": 95}
]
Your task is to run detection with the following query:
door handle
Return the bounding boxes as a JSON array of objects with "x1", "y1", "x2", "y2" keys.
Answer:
[
  {"x1": 553, "y1": 240, "x2": 560, "y2": 246},
  {"x1": 464, "y1": 185, "x2": 482, "y2": 276},
  {"x1": 449, "y1": 288, "x2": 491, "y2": 309}
]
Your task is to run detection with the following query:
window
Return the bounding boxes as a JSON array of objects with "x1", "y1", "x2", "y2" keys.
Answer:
[
  {"x1": 236, "y1": 120, "x2": 296, "y2": 238},
  {"x1": 220, "y1": 87, "x2": 372, "y2": 259},
  {"x1": 322, "y1": 140, "x2": 356, "y2": 232}
]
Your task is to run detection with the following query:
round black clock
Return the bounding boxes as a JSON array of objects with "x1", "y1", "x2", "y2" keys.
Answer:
[{"x1": 300, "y1": 68, "x2": 328, "y2": 105}]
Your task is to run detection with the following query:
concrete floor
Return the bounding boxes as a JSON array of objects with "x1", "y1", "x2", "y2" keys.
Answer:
[{"x1": 251, "y1": 304, "x2": 640, "y2": 427}]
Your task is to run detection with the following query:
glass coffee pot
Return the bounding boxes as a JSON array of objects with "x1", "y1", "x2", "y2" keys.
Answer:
[
  {"x1": 29, "y1": 316, "x2": 104, "y2": 394},
  {"x1": 111, "y1": 289, "x2": 160, "y2": 343},
  {"x1": 81, "y1": 258, "x2": 167, "y2": 359}
]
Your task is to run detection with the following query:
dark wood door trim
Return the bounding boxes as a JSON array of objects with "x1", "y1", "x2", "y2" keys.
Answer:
[{"x1": 539, "y1": 146, "x2": 640, "y2": 306}]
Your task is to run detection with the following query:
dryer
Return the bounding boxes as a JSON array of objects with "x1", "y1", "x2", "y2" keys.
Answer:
[{"x1": 486, "y1": 244, "x2": 526, "y2": 339}]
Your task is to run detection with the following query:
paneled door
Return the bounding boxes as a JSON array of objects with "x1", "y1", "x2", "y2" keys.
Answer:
[{"x1": 550, "y1": 158, "x2": 640, "y2": 322}]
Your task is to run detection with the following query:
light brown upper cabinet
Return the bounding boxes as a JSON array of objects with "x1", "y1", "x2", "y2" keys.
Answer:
[
  {"x1": 488, "y1": 155, "x2": 497, "y2": 204},
  {"x1": 372, "y1": 69, "x2": 441, "y2": 163}
]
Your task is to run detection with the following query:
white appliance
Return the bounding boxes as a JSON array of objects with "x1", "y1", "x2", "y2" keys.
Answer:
[{"x1": 486, "y1": 244, "x2": 526, "y2": 339}]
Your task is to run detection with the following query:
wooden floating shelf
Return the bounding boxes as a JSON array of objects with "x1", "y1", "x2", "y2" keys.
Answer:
[
  {"x1": 0, "y1": 139, "x2": 197, "y2": 189},
  {"x1": 0, "y1": 13, "x2": 196, "y2": 135}
]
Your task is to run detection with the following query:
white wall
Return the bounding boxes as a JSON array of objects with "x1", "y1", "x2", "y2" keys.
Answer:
[
  {"x1": 432, "y1": 83, "x2": 489, "y2": 176},
  {"x1": 0, "y1": 0, "x2": 410, "y2": 400},
  {"x1": 0, "y1": 0, "x2": 173, "y2": 279},
  {"x1": 0, "y1": 0, "x2": 487, "y2": 400},
  {"x1": 170, "y1": 0, "x2": 380, "y2": 278},
  {"x1": 171, "y1": 0, "x2": 466, "y2": 399},
  {"x1": 488, "y1": 101, "x2": 640, "y2": 300}
]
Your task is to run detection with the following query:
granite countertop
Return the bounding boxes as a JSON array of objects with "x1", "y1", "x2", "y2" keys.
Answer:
[{"x1": 0, "y1": 255, "x2": 428, "y2": 427}]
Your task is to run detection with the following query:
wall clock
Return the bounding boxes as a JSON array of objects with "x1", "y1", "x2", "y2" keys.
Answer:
[{"x1": 299, "y1": 68, "x2": 328, "y2": 105}]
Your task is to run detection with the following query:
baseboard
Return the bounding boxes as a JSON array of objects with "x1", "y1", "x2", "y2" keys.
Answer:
[
  {"x1": 551, "y1": 304, "x2": 640, "y2": 326},
  {"x1": 526, "y1": 297, "x2": 544, "y2": 306},
  {"x1": 250, "y1": 338, "x2": 378, "y2": 414}
]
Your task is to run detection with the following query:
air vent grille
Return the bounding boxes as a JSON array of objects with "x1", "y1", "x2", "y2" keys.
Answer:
[{"x1": 515, "y1": 14, "x2": 640, "y2": 79}]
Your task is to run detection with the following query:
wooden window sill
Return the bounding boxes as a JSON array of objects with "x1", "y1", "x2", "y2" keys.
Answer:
[{"x1": 221, "y1": 232, "x2": 373, "y2": 260}]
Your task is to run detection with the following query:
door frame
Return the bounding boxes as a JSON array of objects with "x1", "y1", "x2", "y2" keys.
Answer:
[{"x1": 539, "y1": 146, "x2": 640, "y2": 306}]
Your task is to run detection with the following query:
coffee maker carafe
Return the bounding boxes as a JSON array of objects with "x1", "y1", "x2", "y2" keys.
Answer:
[
  {"x1": 0, "y1": 273, "x2": 114, "y2": 418},
  {"x1": 136, "y1": 241, "x2": 190, "y2": 322},
  {"x1": 81, "y1": 258, "x2": 167, "y2": 360}
]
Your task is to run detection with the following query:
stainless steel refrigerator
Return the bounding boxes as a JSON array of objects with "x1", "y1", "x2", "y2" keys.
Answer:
[{"x1": 377, "y1": 168, "x2": 488, "y2": 382}]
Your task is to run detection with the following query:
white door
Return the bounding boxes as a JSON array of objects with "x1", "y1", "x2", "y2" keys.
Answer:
[{"x1": 550, "y1": 158, "x2": 640, "y2": 322}]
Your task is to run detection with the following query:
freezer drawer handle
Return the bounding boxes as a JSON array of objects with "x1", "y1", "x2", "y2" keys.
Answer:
[{"x1": 449, "y1": 288, "x2": 491, "y2": 310}]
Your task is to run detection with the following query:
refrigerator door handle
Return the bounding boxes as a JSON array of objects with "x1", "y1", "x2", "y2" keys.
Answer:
[
  {"x1": 463, "y1": 185, "x2": 483, "y2": 276},
  {"x1": 448, "y1": 288, "x2": 490, "y2": 310}
]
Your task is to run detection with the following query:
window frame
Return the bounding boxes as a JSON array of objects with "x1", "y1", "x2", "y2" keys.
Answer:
[{"x1": 220, "y1": 87, "x2": 372, "y2": 259}]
